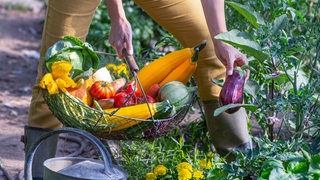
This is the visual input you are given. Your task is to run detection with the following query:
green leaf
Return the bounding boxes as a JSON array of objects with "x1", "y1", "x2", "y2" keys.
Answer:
[
  {"x1": 287, "y1": 68, "x2": 308, "y2": 88},
  {"x1": 215, "y1": 29, "x2": 269, "y2": 61},
  {"x1": 269, "y1": 168, "x2": 288, "y2": 180},
  {"x1": 244, "y1": 79, "x2": 260, "y2": 97},
  {"x1": 265, "y1": 73, "x2": 291, "y2": 85},
  {"x1": 73, "y1": 68, "x2": 93, "y2": 82},
  {"x1": 260, "y1": 159, "x2": 286, "y2": 179},
  {"x1": 214, "y1": 104, "x2": 257, "y2": 116},
  {"x1": 271, "y1": 15, "x2": 288, "y2": 35},
  {"x1": 226, "y1": 1, "x2": 265, "y2": 28},
  {"x1": 211, "y1": 78, "x2": 224, "y2": 87},
  {"x1": 310, "y1": 154, "x2": 320, "y2": 171},
  {"x1": 263, "y1": 159, "x2": 284, "y2": 169}
]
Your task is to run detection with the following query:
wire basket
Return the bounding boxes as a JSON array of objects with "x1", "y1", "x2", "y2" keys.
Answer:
[
  {"x1": 43, "y1": 47, "x2": 198, "y2": 140},
  {"x1": 43, "y1": 88, "x2": 196, "y2": 140}
]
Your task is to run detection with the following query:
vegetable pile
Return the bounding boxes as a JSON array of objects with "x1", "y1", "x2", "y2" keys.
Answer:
[{"x1": 40, "y1": 36, "x2": 205, "y2": 132}]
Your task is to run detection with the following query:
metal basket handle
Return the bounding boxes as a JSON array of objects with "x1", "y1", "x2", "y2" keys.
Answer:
[
  {"x1": 25, "y1": 127, "x2": 126, "y2": 180},
  {"x1": 122, "y1": 49, "x2": 139, "y2": 73}
]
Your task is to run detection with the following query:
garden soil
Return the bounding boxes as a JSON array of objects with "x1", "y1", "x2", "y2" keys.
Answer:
[
  {"x1": 0, "y1": 1, "x2": 266, "y2": 179},
  {"x1": 0, "y1": 2, "x2": 100, "y2": 179}
]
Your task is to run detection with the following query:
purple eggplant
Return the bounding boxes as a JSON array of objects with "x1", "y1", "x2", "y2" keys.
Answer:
[{"x1": 219, "y1": 69, "x2": 246, "y2": 113}]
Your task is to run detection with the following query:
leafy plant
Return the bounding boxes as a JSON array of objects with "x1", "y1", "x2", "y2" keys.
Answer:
[
  {"x1": 215, "y1": 0, "x2": 319, "y2": 141},
  {"x1": 118, "y1": 120, "x2": 220, "y2": 179}
]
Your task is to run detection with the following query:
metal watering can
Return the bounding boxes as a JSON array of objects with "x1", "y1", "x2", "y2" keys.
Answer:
[{"x1": 25, "y1": 127, "x2": 128, "y2": 180}]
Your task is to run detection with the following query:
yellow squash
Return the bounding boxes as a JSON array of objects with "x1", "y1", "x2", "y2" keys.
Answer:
[
  {"x1": 160, "y1": 58, "x2": 197, "y2": 86},
  {"x1": 137, "y1": 48, "x2": 194, "y2": 92},
  {"x1": 102, "y1": 101, "x2": 166, "y2": 131},
  {"x1": 137, "y1": 41, "x2": 206, "y2": 92}
]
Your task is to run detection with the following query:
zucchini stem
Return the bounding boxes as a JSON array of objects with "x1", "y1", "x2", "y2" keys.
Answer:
[{"x1": 192, "y1": 40, "x2": 207, "y2": 62}]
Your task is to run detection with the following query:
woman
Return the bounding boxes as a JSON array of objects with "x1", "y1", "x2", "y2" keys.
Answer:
[{"x1": 25, "y1": 0, "x2": 251, "y2": 178}]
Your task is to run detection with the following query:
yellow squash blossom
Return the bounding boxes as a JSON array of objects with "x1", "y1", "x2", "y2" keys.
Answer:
[
  {"x1": 39, "y1": 73, "x2": 59, "y2": 94},
  {"x1": 145, "y1": 172, "x2": 157, "y2": 180},
  {"x1": 154, "y1": 165, "x2": 167, "y2": 176},
  {"x1": 39, "y1": 61, "x2": 77, "y2": 94},
  {"x1": 193, "y1": 171, "x2": 204, "y2": 180},
  {"x1": 51, "y1": 61, "x2": 73, "y2": 79}
]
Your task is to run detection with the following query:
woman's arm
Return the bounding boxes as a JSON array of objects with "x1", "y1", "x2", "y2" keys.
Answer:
[
  {"x1": 106, "y1": 0, "x2": 133, "y2": 58},
  {"x1": 201, "y1": 0, "x2": 248, "y2": 76}
]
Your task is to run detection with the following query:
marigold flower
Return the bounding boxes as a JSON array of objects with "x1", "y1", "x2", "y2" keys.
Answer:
[
  {"x1": 106, "y1": 64, "x2": 115, "y2": 70},
  {"x1": 178, "y1": 169, "x2": 192, "y2": 180},
  {"x1": 199, "y1": 159, "x2": 212, "y2": 169},
  {"x1": 206, "y1": 160, "x2": 212, "y2": 169},
  {"x1": 193, "y1": 171, "x2": 204, "y2": 180},
  {"x1": 106, "y1": 63, "x2": 129, "y2": 78},
  {"x1": 145, "y1": 172, "x2": 157, "y2": 180},
  {"x1": 154, "y1": 165, "x2": 167, "y2": 176},
  {"x1": 116, "y1": 63, "x2": 129, "y2": 77},
  {"x1": 176, "y1": 162, "x2": 193, "y2": 173},
  {"x1": 207, "y1": 153, "x2": 215, "y2": 159}
]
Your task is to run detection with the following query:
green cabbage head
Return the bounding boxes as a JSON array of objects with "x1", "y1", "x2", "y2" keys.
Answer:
[{"x1": 45, "y1": 36, "x2": 100, "y2": 79}]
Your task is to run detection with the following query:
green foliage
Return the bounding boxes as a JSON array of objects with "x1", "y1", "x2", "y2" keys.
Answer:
[
  {"x1": 118, "y1": 119, "x2": 216, "y2": 179},
  {"x1": 216, "y1": 0, "x2": 320, "y2": 141},
  {"x1": 221, "y1": 137, "x2": 320, "y2": 179}
]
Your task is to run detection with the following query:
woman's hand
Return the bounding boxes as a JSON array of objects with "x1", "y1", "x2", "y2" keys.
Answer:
[
  {"x1": 213, "y1": 40, "x2": 248, "y2": 76},
  {"x1": 108, "y1": 17, "x2": 133, "y2": 59},
  {"x1": 106, "y1": 0, "x2": 133, "y2": 59}
]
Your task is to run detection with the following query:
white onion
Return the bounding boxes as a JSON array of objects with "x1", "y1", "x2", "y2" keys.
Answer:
[{"x1": 92, "y1": 67, "x2": 113, "y2": 82}]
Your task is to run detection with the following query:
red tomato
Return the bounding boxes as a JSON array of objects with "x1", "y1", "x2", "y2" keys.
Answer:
[
  {"x1": 89, "y1": 81, "x2": 115, "y2": 100},
  {"x1": 146, "y1": 83, "x2": 161, "y2": 99},
  {"x1": 117, "y1": 81, "x2": 141, "y2": 96},
  {"x1": 135, "y1": 94, "x2": 156, "y2": 104},
  {"x1": 113, "y1": 93, "x2": 156, "y2": 108},
  {"x1": 113, "y1": 92, "x2": 134, "y2": 108}
]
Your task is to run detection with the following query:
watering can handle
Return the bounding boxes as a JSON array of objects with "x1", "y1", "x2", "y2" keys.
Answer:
[{"x1": 25, "y1": 127, "x2": 116, "y2": 180}]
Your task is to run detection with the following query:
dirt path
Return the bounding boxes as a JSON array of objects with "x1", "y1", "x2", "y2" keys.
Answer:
[{"x1": 0, "y1": 2, "x2": 44, "y2": 178}]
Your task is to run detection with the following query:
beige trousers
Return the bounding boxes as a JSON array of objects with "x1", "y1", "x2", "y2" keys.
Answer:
[
  {"x1": 28, "y1": 0, "x2": 101, "y2": 129},
  {"x1": 28, "y1": 0, "x2": 249, "y2": 151}
]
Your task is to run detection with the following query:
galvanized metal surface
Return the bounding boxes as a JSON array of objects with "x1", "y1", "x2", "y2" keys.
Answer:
[{"x1": 25, "y1": 127, "x2": 128, "y2": 180}]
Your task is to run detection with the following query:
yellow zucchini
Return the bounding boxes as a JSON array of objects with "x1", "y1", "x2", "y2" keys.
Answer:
[
  {"x1": 137, "y1": 41, "x2": 206, "y2": 92},
  {"x1": 102, "y1": 101, "x2": 167, "y2": 131},
  {"x1": 137, "y1": 48, "x2": 194, "y2": 92},
  {"x1": 159, "y1": 58, "x2": 197, "y2": 86}
]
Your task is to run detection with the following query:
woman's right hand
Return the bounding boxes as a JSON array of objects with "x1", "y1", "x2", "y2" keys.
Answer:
[
  {"x1": 109, "y1": 17, "x2": 133, "y2": 59},
  {"x1": 106, "y1": 0, "x2": 133, "y2": 59}
]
